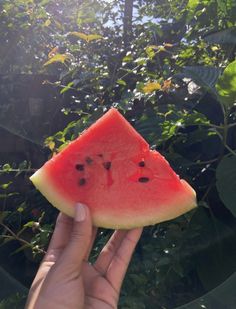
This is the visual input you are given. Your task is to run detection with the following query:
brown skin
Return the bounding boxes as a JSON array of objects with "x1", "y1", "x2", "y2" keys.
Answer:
[{"x1": 26, "y1": 204, "x2": 143, "y2": 309}]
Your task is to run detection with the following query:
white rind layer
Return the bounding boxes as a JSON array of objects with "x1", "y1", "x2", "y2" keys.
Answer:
[{"x1": 30, "y1": 168, "x2": 75, "y2": 218}]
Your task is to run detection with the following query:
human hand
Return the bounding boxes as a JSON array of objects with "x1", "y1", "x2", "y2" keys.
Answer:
[{"x1": 26, "y1": 203, "x2": 143, "y2": 309}]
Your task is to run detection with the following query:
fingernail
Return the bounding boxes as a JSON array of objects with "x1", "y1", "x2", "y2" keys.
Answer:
[{"x1": 75, "y1": 203, "x2": 86, "y2": 222}]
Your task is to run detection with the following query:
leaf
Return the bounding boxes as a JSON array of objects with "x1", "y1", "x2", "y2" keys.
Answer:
[
  {"x1": 54, "y1": 19, "x2": 64, "y2": 30},
  {"x1": 161, "y1": 79, "x2": 172, "y2": 92},
  {"x1": 60, "y1": 81, "x2": 74, "y2": 94},
  {"x1": 117, "y1": 79, "x2": 127, "y2": 86},
  {"x1": 0, "y1": 182, "x2": 12, "y2": 189},
  {"x1": 24, "y1": 221, "x2": 36, "y2": 228},
  {"x1": 142, "y1": 82, "x2": 161, "y2": 93},
  {"x1": 181, "y1": 66, "x2": 222, "y2": 94},
  {"x1": 164, "y1": 43, "x2": 173, "y2": 48},
  {"x1": 216, "y1": 156, "x2": 236, "y2": 217},
  {"x1": 43, "y1": 53, "x2": 70, "y2": 66},
  {"x1": 85, "y1": 34, "x2": 103, "y2": 42},
  {"x1": 45, "y1": 140, "x2": 55, "y2": 151},
  {"x1": 122, "y1": 53, "x2": 133, "y2": 62},
  {"x1": 145, "y1": 45, "x2": 164, "y2": 59},
  {"x1": 43, "y1": 18, "x2": 51, "y2": 27},
  {"x1": 204, "y1": 27, "x2": 236, "y2": 45},
  {"x1": 1, "y1": 164, "x2": 12, "y2": 172},
  {"x1": 216, "y1": 60, "x2": 236, "y2": 108},
  {"x1": 48, "y1": 46, "x2": 59, "y2": 58},
  {"x1": 69, "y1": 32, "x2": 103, "y2": 42},
  {"x1": 176, "y1": 272, "x2": 236, "y2": 309},
  {"x1": 187, "y1": 0, "x2": 199, "y2": 10}
]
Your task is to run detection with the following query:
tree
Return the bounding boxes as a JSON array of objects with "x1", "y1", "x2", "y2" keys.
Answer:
[{"x1": 0, "y1": 0, "x2": 236, "y2": 308}]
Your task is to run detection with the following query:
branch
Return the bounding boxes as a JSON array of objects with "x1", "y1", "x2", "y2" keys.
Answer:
[{"x1": 0, "y1": 222, "x2": 46, "y2": 254}]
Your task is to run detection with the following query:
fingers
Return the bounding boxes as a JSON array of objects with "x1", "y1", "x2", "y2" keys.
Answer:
[
  {"x1": 44, "y1": 213, "x2": 73, "y2": 262},
  {"x1": 57, "y1": 203, "x2": 92, "y2": 274},
  {"x1": 106, "y1": 227, "x2": 143, "y2": 292},
  {"x1": 94, "y1": 230, "x2": 128, "y2": 275}
]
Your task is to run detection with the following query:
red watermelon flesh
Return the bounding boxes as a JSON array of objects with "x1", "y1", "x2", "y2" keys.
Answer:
[{"x1": 30, "y1": 108, "x2": 197, "y2": 229}]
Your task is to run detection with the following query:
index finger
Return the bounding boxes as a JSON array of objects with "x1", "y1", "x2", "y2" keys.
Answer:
[{"x1": 44, "y1": 213, "x2": 73, "y2": 262}]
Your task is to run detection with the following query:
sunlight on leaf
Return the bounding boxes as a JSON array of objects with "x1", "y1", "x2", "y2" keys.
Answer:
[
  {"x1": 145, "y1": 45, "x2": 158, "y2": 59},
  {"x1": 216, "y1": 60, "x2": 236, "y2": 108},
  {"x1": 0, "y1": 182, "x2": 12, "y2": 189},
  {"x1": 48, "y1": 46, "x2": 59, "y2": 58},
  {"x1": 117, "y1": 79, "x2": 127, "y2": 86},
  {"x1": 60, "y1": 81, "x2": 74, "y2": 94},
  {"x1": 43, "y1": 19, "x2": 51, "y2": 27},
  {"x1": 161, "y1": 80, "x2": 172, "y2": 92},
  {"x1": 142, "y1": 82, "x2": 161, "y2": 93},
  {"x1": 146, "y1": 45, "x2": 166, "y2": 59},
  {"x1": 69, "y1": 32, "x2": 103, "y2": 42},
  {"x1": 43, "y1": 53, "x2": 70, "y2": 66},
  {"x1": 187, "y1": 0, "x2": 199, "y2": 10},
  {"x1": 54, "y1": 19, "x2": 64, "y2": 30},
  {"x1": 164, "y1": 43, "x2": 173, "y2": 48},
  {"x1": 45, "y1": 140, "x2": 55, "y2": 151}
]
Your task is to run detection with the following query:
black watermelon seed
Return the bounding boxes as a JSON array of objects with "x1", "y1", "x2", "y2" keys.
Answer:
[
  {"x1": 85, "y1": 157, "x2": 93, "y2": 164},
  {"x1": 138, "y1": 161, "x2": 145, "y2": 167},
  {"x1": 138, "y1": 177, "x2": 149, "y2": 183},
  {"x1": 103, "y1": 161, "x2": 111, "y2": 170},
  {"x1": 97, "y1": 154, "x2": 103, "y2": 158},
  {"x1": 75, "y1": 164, "x2": 84, "y2": 171},
  {"x1": 79, "y1": 178, "x2": 86, "y2": 186}
]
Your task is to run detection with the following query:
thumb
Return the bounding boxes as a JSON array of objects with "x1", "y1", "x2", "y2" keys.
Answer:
[{"x1": 59, "y1": 203, "x2": 92, "y2": 272}]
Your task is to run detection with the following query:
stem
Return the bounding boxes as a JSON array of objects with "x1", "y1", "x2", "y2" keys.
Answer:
[
  {"x1": 185, "y1": 122, "x2": 236, "y2": 130},
  {"x1": 214, "y1": 131, "x2": 236, "y2": 156},
  {"x1": 201, "y1": 178, "x2": 215, "y2": 201},
  {"x1": 0, "y1": 222, "x2": 46, "y2": 254},
  {"x1": 123, "y1": 0, "x2": 134, "y2": 49},
  {"x1": 0, "y1": 169, "x2": 37, "y2": 173}
]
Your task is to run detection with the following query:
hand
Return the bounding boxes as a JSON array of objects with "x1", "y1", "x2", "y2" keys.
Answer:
[{"x1": 26, "y1": 203, "x2": 143, "y2": 309}]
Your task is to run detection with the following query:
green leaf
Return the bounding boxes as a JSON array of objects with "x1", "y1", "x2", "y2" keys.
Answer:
[
  {"x1": 204, "y1": 27, "x2": 236, "y2": 45},
  {"x1": 122, "y1": 53, "x2": 133, "y2": 62},
  {"x1": 145, "y1": 46, "x2": 156, "y2": 59},
  {"x1": 2, "y1": 164, "x2": 12, "y2": 172},
  {"x1": 216, "y1": 156, "x2": 236, "y2": 217},
  {"x1": 117, "y1": 79, "x2": 127, "y2": 86},
  {"x1": 216, "y1": 60, "x2": 236, "y2": 108},
  {"x1": 176, "y1": 272, "x2": 236, "y2": 308},
  {"x1": 186, "y1": 0, "x2": 199, "y2": 10},
  {"x1": 0, "y1": 182, "x2": 12, "y2": 189},
  {"x1": 23, "y1": 221, "x2": 36, "y2": 228},
  {"x1": 181, "y1": 66, "x2": 222, "y2": 94},
  {"x1": 60, "y1": 81, "x2": 74, "y2": 94}
]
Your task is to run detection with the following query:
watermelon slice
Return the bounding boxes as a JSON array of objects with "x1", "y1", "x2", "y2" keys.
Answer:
[{"x1": 30, "y1": 108, "x2": 197, "y2": 229}]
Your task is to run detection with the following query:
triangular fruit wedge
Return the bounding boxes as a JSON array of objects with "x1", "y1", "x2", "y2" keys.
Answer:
[{"x1": 30, "y1": 108, "x2": 197, "y2": 229}]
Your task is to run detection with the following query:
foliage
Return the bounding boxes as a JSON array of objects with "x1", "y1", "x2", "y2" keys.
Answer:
[
  {"x1": 0, "y1": 293, "x2": 27, "y2": 309},
  {"x1": 0, "y1": 0, "x2": 236, "y2": 308}
]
